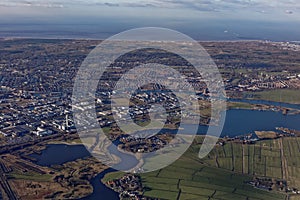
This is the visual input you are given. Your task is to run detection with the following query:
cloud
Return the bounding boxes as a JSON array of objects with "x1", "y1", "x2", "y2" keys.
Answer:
[
  {"x1": 98, "y1": 0, "x2": 300, "y2": 11},
  {"x1": 103, "y1": 2, "x2": 119, "y2": 7},
  {"x1": 0, "y1": 0, "x2": 64, "y2": 8},
  {"x1": 0, "y1": 0, "x2": 299, "y2": 12}
]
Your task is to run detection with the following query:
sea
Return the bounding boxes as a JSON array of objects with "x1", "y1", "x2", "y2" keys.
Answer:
[{"x1": 1, "y1": 19, "x2": 300, "y2": 42}]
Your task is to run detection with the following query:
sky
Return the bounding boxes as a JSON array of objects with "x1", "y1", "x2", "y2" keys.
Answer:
[
  {"x1": 0, "y1": 0, "x2": 299, "y2": 12},
  {"x1": 0, "y1": 0, "x2": 299, "y2": 40}
]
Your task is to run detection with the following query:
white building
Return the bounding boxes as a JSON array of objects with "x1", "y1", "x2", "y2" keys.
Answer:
[{"x1": 35, "y1": 127, "x2": 53, "y2": 137}]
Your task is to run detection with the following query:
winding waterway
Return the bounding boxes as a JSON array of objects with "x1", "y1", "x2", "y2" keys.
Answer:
[
  {"x1": 31, "y1": 144, "x2": 121, "y2": 200},
  {"x1": 80, "y1": 168, "x2": 119, "y2": 200},
  {"x1": 31, "y1": 100, "x2": 300, "y2": 200}
]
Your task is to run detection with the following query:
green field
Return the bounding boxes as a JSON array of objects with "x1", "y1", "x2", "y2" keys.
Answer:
[
  {"x1": 139, "y1": 137, "x2": 286, "y2": 200},
  {"x1": 227, "y1": 101, "x2": 255, "y2": 110},
  {"x1": 204, "y1": 137, "x2": 300, "y2": 188},
  {"x1": 102, "y1": 171, "x2": 126, "y2": 183},
  {"x1": 247, "y1": 89, "x2": 300, "y2": 104},
  {"x1": 8, "y1": 172, "x2": 52, "y2": 182}
]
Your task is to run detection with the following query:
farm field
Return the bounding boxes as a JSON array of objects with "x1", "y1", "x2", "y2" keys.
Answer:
[
  {"x1": 246, "y1": 89, "x2": 300, "y2": 104},
  {"x1": 139, "y1": 136, "x2": 287, "y2": 200},
  {"x1": 203, "y1": 137, "x2": 300, "y2": 188}
]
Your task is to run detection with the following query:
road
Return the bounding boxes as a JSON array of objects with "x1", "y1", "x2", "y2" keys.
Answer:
[{"x1": 0, "y1": 160, "x2": 18, "y2": 200}]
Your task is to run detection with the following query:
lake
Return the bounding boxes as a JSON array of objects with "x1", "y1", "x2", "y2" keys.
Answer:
[
  {"x1": 31, "y1": 106, "x2": 300, "y2": 200},
  {"x1": 31, "y1": 144, "x2": 121, "y2": 200},
  {"x1": 199, "y1": 109, "x2": 300, "y2": 137},
  {"x1": 30, "y1": 144, "x2": 91, "y2": 166},
  {"x1": 153, "y1": 109, "x2": 300, "y2": 137}
]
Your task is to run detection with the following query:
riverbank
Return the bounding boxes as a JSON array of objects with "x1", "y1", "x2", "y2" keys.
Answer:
[
  {"x1": 11, "y1": 102, "x2": 300, "y2": 200},
  {"x1": 103, "y1": 136, "x2": 291, "y2": 200},
  {"x1": 80, "y1": 168, "x2": 119, "y2": 200},
  {"x1": 245, "y1": 89, "x2": 300, "y2": 105}
]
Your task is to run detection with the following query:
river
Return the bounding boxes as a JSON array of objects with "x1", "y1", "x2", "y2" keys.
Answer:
[
  {"x1": 143, "y1": 109, "x2": 300, "y2": 138},
  {"x1": 31, "y1": 100, "x2": 300, "y2": 200},
  {"x1": 31, "y1": 144, "x2": 121, "y2": 200},
  {"x1": 30, "y1": 139, "x2": 139, "y2": 200}
]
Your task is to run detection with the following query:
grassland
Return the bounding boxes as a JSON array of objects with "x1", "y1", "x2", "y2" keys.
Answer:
[
  {"x1": 102, "y1": 171, "x2": 126, "y2": 183},
  {"x1": 247, "y1": 89, "x2": 300, "y2": 104},
  {"x1": 118, "y1": 120, "x2": 164, "y2": 134},
  {"x1": 203, "y1": 137, "x2": 300, "y2": 188},
  {"x1": 291, "y1": 195, "x2": 300, "y2": 200},
  {"x1": 4, "y1": 154, "x2": 107, "y2": 200},
  {"x1": 255, "y1": 131, "x2": 278, "y2": 139},
  {"x1": 227, "y1": 101, "x2": 255, "y2": 110},
  {"x1": 8, "y1": 172, "x2": 52, "y2": 182},
  {"x1": 138, "y1": 137, "x2": 286, "y2": 200}
]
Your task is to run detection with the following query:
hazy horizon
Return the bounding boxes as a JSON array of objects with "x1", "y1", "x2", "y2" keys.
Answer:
[{"x1": 1, "y1": 0, "x2": 300, "y2": 41}]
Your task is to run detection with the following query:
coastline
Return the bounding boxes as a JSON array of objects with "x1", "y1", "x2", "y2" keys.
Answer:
[{"x1": 0, "y1": 36, "x2": 294, "y2": 43}]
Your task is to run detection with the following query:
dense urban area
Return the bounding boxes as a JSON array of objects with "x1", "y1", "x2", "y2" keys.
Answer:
[{"x1": 0, "y1": 38, "x2": 300, "y2": 199}]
